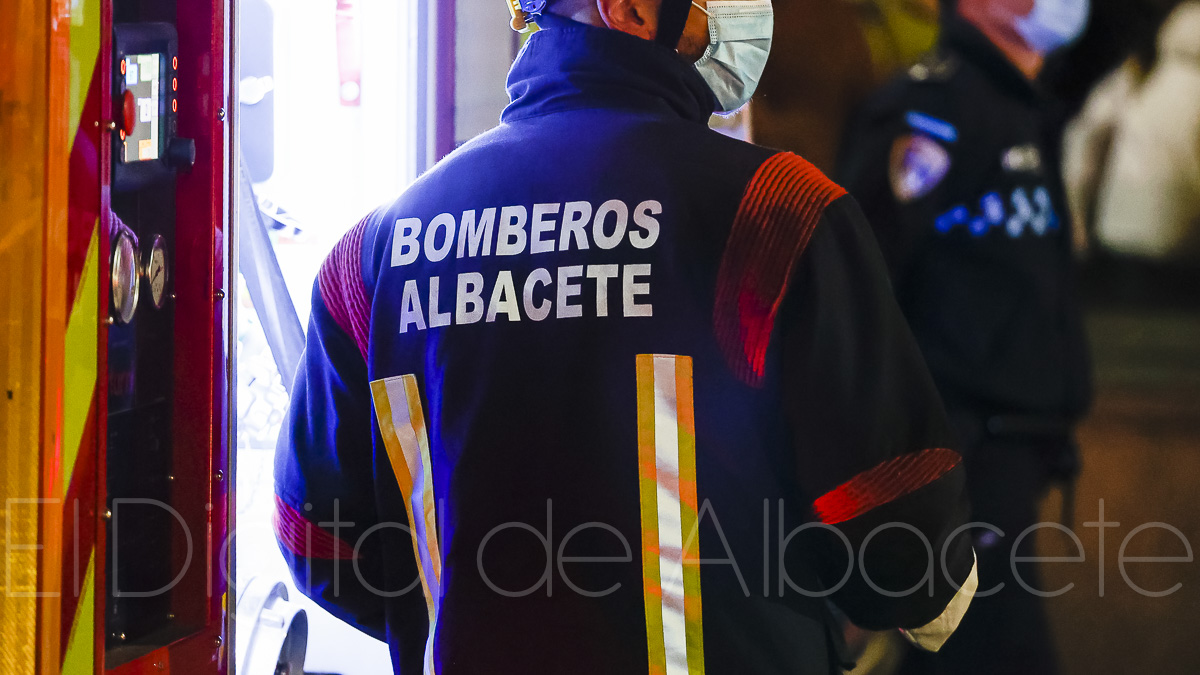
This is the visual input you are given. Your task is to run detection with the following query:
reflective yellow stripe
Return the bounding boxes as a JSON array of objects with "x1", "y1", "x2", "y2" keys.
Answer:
[
  {"x1": 636, "y1": 356, "x2": 666, "y2": 675},
  {"x1": 637, "y1": 355, "x2": 705, "y2": 675},
  {"x1": 61, "y1": 225, "x2": 97, "y2": 496},
  {"x1": 674, "y1": 359, "x2": 705, "y2": 675},
  {"x1": 67, "y1": 0, "x2": 101, "y2": 130},
  {"x1": 370, "y1": 375, "x2": 441, "y2": 675},
  {"x1": 60, "y1": 552, "x2": 94, "y2": 675}
]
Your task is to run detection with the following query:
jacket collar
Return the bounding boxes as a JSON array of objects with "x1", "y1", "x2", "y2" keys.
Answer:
[
  {"x1": 941, "y1": 17, "x2": 1042, "y2": 103},
  {"x1": 502, "y1": 14, "x2": 717, "y2": 124}
]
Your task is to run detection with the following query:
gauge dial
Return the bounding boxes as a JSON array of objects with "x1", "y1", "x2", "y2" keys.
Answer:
[
  {"x1": 144, "y1": 235, "x2": 169, "y2": 309},
  {"x1": 111, "y1": 232, "x2": 140, "y2": 324}
]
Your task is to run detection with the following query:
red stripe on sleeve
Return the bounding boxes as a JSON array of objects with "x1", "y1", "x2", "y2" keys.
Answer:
[
  {"x1": 813, "y1": 447, "x2": 962, "y2": 525},
  {"x1": 273, "y1": 495, "x2": 359, "y2": 560},
  {"x1": 714, "y1": 152, "x2": 847, "y2": 387},
  {"x1": 317, "y1": 215, "x2": 373, "y2": 361}
]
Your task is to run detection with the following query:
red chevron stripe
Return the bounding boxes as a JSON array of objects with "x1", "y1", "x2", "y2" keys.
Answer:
[
  {"x1": 813, "y1": 448, "x2": 962, "y2": 525},
  {"x1": 318, "y1": 215, "x2": 373, "y2": 361},
  {"x1": 58, "y1": 394, "x2": 98, "y2": 658},
  {"x1": 67, "y1": 59, "x2": 103, "y2": 310},
  {"x1": 713, "y1": 152, "x2": 847, "y2": 387},
  {"x1": 273, "y1": 496, "x2": 359, "y2": 560}
]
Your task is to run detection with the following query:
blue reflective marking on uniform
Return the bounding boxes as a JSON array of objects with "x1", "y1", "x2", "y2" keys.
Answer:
[
  {"x1": 935, "y1": 205, "x2": 969, "y2": 233},
  {"x1": 936, "y1": 187, "x2": 1061, "y2": 238},
  {"x1": 982, "y1": 192, "x2": 1005, "y2": 224},
  {"x1": 906, "y1": 111, "x2": 959, "y2": 143},
  {"x1": 1033, "y1": 186, "x2": 1059, "y2": 232}
]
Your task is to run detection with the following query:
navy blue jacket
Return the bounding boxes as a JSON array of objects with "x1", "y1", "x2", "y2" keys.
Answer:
[
  {"x1": 276, "y1": 15, "x2": 973, "y2": 675},
  {"x1": 838, "y1": 19, "x2": 1092, "y2": 427}
]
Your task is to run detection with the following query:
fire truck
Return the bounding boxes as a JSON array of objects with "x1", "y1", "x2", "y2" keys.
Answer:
[
  {"x1": 2, "y1": 0, "x2": 472, "y2": 672},
  {"x1": 1, "y1": 0, "x2": 232, "y2": 672}
]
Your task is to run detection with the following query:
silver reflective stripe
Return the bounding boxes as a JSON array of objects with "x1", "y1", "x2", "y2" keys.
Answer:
[
  {"x1": 653, "y1": 356, "x2": 691, "y2": 675},
  {"x1": 902, "y1": 551, "x2": 979, "y2": 652}
]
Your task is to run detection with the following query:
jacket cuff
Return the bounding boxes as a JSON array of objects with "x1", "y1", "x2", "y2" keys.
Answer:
[{"x1": 901, "y1": 550, "x2": 978, "y2": 652}]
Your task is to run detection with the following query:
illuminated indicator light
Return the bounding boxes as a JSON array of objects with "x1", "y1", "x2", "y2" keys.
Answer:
[
  {"x1": 122, "y1": 90, "x2": 136, "y2": 134},
  {"x1": 120, "y1": 130, "x2": 126, "y2": 140},
  {"x1": 120, "y1": 59, "x2": 127, "y2": 75},
  {"x1": 172, "y1": 56, "x2": 178, "y2": 69},
  {"x1": 172, "y1": 99, "x2": 178, "y2": 112},
  {"x1": 172, "y1": 78, "x2": 177, "y2": 91}
]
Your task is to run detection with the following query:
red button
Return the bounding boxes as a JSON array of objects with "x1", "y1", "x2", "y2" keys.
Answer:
[{"x1": 122, "y1": 90, "x2": 136, "y2": 134}]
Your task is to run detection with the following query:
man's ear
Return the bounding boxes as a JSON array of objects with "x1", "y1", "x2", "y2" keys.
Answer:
[{"x1": 596, "y1": 0, "x2": 660, "y2": 40}]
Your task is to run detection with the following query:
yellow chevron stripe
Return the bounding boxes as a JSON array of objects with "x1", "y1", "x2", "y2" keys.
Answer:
[
  {"x1": 61, "y1": 224, "x2": 98, "y2": 497},
  {"x1": 67, "y1": 0, "x2": 101, "y2": 131},
  {"x1": 60, "y1": 553, "x2": 94, "y2": 675}
]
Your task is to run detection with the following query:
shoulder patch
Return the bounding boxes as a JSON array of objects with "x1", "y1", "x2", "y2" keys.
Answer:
[
  {"x1": 317, "y1": 214, "x2": 374, "y2": 360},
  {"x1": 889, "y1": 134, "x2": 951, "y2": 203},
  {"x1": 714, "y1": 152, "x2": 847, "y2": 388}
]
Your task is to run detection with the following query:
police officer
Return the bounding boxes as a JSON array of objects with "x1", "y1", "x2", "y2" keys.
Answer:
[
  {"x1": 275, "y1": 1, "x2": 978, "y2": 672},
  {"x1": 838, "y1": 0, "x2": 1093, "y2": 673}
]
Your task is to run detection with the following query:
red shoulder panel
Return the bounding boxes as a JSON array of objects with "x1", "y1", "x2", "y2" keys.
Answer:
[
  {"x1": 713, "y1": 152, "x2": 847, "y2": 387},
  {"x1": 317, "y1": 215, "x2": 373, "y2": 361},
  {"x1": 813, "y1": 447, "x2": 962, "y2": 525},
  {"x1": 273, "y1": 495, "x2": 360, "y2": 560}
]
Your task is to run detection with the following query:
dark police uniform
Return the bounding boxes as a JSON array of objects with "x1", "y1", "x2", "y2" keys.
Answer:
[
  {"x1": 275, "y1": 15, "x2": 976, "y2": 675},
  {"x1": 839, "y1": 17, "x2": 1093, "y2": 675}
]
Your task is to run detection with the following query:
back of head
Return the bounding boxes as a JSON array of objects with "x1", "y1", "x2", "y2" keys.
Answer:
[
  {"x1": 1159, "y1": 1, "x2": 1200, "y2": 63},
  {"x1": 544, "y1": 0, "x2": 596, "y2": 18}
]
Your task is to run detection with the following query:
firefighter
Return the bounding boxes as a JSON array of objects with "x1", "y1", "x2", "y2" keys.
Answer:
[
  {"x1": 275, "y1": 1, "x2": 977, "y2": 672},
  {"x1": 838, "y1": 0, "x2": 1094, "y2": 673}
]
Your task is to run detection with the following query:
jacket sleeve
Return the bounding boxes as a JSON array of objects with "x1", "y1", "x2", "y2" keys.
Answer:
[
  {"x1": 713, "y1": 151, "x2": 975, "y2": 643},
  {"x1": 273, "y1": 217, "x2": 390, "y2": 640},
  {"x1": 779, "y1": 194, "x2": 975, "y2": 641}
]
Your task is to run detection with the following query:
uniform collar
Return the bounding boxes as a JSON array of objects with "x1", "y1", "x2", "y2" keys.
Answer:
[
  {"x1": 941, "y1": 17, "x2": 1042, "y2": 103},
  {"x1": 501, "y1": 14, "x2": 717, "y2": 124}
]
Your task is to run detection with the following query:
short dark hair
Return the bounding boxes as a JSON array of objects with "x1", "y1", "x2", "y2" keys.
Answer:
[{"x1": 543, "y1": 0, "x2": 585, "y2": 15}]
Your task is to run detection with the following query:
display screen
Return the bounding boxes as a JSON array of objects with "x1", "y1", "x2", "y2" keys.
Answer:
[{"x1": 123, "y1": 53, "x2": 162, "y2": 163}]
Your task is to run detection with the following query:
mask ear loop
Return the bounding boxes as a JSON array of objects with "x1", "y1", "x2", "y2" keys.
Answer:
[{"x1": 656, "y1": 0, "x2": 694, "y2": 48}]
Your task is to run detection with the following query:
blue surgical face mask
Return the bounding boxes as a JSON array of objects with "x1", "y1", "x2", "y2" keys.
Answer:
[
  {"x1": 691, "y1": 0, "x2": 774, "y2": 113},
  {"x1": 1014, "y1": 0, "x2": 1091, "y2": 54}
]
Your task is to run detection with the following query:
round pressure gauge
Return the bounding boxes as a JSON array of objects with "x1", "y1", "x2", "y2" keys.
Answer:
[
  {"x1": 111, "y1": 231, "x2": 140, "y2": 324},
  {"x1": 143, "y1": 235, "x2": 169, "y2": 309}
]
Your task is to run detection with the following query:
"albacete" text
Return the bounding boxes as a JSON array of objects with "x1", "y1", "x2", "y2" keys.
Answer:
[{"x1": 389, "y1": 199, "x2": 662, "y2": 333}]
